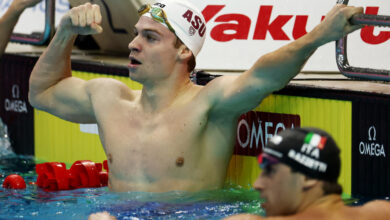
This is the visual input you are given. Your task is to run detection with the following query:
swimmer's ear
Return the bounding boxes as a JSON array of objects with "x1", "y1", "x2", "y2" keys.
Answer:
[
  {"x1": 302, "y1": 177, "x2": 319, "y2": 191},
  {"x1": 177, "y1": 45, "x2": 192, "y2": 61}
]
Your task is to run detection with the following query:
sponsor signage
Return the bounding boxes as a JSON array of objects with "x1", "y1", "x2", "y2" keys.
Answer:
[
  {"x1": 193, "y1": 0, "x2": 390, "y2": 71},
  {"x1": 0, "y1": 55, "x2": 35, "y2": 155},
  {"x1": 0, "y1": 0, "x2": 388, "y2": 72},
  {"x1": 352, "y1": 100, "x2": 390, "y2": 197},
  {"x1": 234, "y1": 111, "x2": 300, "y2": 156},
  {"x1": 358, "y1": 126, "x2": 386, "y2": 158},
  {"x1": 4, "y1": 84, "x2": 28, "y2": 114}
]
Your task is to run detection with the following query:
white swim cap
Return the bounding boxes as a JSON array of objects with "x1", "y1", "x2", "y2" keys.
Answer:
[{"x1": 140, "y1": 0, "x2": 206, "y2": 56}]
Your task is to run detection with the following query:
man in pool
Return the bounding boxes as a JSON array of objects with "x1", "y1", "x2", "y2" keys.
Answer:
[
  {"x1": 28, "y1": 0, "x2": 363, "y2": 192},
  {"x1": 225, "y1": 127, "x2": 390, "y2": 219},
  {"x1": 0, "y1": 0, "x2": 42, "y2": 58}
]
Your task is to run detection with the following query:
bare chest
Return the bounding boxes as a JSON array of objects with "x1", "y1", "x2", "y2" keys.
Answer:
[{"x1": 97, "y1": 104, "x2": 207, "y2": 181}]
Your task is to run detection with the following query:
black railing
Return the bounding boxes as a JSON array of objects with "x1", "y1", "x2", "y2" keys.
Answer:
[
  {"x1": 10, "y1": 0, "x2": 55, "y2": 45},
  {"x1": 335, "y1": 0, "x2": 390, "y2": 81}
]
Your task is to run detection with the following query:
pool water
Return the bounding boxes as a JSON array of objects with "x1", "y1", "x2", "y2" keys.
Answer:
[
  {"x1": 1, "y1": 119, "x2": 386, "y2": 219},
  {"x1": 0, "y1": 155, "x2": 264, "y2": 220}
]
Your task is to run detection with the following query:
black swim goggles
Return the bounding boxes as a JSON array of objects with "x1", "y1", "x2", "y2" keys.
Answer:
[{"x1": 258, "y1": 153, "x2": 280, "y2": 169}]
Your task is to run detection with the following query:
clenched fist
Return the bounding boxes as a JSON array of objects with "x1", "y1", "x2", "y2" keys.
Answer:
[{"x1": 59, "y1": 2, "x2": 103, "y2": 36}]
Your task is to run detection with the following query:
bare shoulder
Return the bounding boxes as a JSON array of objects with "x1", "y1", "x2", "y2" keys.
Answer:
[
  {"x1": 85, "y1": 77, "x2": 129, "y2": 92},
  {"x1": 196, "y1": 72, "x2": 269, "y2": 119},
  {"x1": 85, "y1": 78, "x2": 134, "y2": 100},
  {"x1": 200, "y1": 75, "x2": 238, "y2": 95},
  {"x1": 354, "y1": 200, "x2": 390, "y2": 219},
  {"x1": 224, "y1": 214, "x2": 264, "y2": 220},
  {"x1": 191, "y1": 76, "x2": 240, "y2": 126},
  {"x1": 195, "y1": 75, "x2": 239, "y2": 107},
  {"x1": 362, "y1": 199, "x2": 390, "y2": 210}
]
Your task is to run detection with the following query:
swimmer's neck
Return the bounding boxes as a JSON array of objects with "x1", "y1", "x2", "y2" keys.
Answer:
[
  {"x1": 297, "y1": 189, "x2": 340, "y2": 213},
  {"x1": 140, "y1": 74, "x2": 193, "y2": 113}
]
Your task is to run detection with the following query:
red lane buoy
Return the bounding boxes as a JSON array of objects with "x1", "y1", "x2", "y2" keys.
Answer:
[
  {"x1": 2, "y1": 174, "x2": 26, "y2": 189},
  {"x1": 35, "y1": 160, "x2": 110, "y2": 191}
]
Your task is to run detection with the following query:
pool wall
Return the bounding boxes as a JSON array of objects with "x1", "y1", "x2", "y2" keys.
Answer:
[{"x1": 1, "y1": 53, "x2": 389, "y2": 198}]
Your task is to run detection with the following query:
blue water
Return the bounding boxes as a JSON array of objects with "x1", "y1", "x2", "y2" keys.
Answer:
[
  {"x1": 1, "y1": 116, "x2": 386, "y2": 219},
  {"x1": 0, "y1": 155, "x2": 264, "y2": 220}
]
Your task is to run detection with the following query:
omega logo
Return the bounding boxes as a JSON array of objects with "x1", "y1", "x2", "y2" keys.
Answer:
[
  {"x1": 368, "y1": 125, "x2": 376, "y2": 141},
  {"x1": 12, "y1": 84, "x2": 20, "y2": 99},
  {"x1": 359, "y1": 126, "x2": 386, "y2": 158},
  {"x1": 4, "y1": 84, "x2": 28, "y2": 114}
]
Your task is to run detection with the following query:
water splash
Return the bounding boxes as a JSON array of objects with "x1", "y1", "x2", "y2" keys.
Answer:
[{"x1": 0, "y1": 117, "x2": 13, "y2": 157}]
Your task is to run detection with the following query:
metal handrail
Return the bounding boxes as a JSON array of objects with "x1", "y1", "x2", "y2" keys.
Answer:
[
  {"x1": 10, "y1": 0, "x2": 55, "y2": 45},
  {"x1": 335, "y1": 0, "x2": 390, "y2": 81}
]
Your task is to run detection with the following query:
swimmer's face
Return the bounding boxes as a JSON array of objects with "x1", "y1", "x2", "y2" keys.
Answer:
[
  {"x1": 254, "y1": 162, "x2": 305, "y2": 217},
  {"x1": 128, "y1": 16, "x2": 179, "y2": 83}
]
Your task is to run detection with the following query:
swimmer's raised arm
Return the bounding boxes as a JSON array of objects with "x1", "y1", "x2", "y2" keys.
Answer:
[
  {"x1": 203, "y1": 4, "x2": 363, "y2": 117},
  {"x1": 29, "y1": 3, "x2": 103, "y2": 123},
  {"x1": 0, "y1": 0, "x2": 42, "y2": 58}
]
